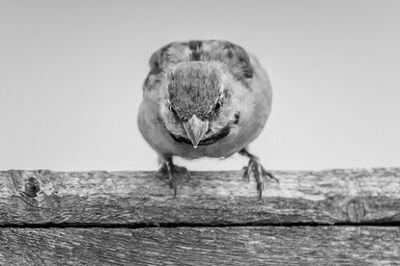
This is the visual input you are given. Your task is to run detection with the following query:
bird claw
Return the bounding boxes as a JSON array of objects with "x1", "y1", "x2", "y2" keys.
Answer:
[
  {"x1": 243, "y1": 157, "x2": 278, "y2": 200},
  {"x1": 261, "y1": 166, "x2": 279, "y2": 184},
  {"x1": 155, "y1": 162, "x2": 190, "y2": 198},
  {"x1": 168, "y1": 177, "x2": 177, "y2": 198}
]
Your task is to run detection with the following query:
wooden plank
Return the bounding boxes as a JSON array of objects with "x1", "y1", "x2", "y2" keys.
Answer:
[
  {"x1": 0, "y1": 226, "x2": 399, "y2": 265},
  {"x1": 1, "y1": 168, "x2": 399, "y2": 225}
]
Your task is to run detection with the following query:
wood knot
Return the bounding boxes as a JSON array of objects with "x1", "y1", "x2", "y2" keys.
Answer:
[
  {"x1": 345, "y1": 198, "x2": 366, "y2": 222},
  {"x1": 25, "y1": 177, "x2": 40, "y2": 197}
]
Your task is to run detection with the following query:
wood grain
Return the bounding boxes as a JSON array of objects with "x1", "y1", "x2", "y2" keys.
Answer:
[
  {"x1": 0, "y1": 226, "x2": 399, "y2": 265},
  {"x1": 1, "y1": 168, "x2": 400, "y2": 225}
]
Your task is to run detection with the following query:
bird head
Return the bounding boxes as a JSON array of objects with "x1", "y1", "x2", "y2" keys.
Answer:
[{"x1": 160, "y1": 61, "x2": 239, "y2": 148}]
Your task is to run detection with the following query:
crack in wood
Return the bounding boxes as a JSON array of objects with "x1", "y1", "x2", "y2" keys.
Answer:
[{"x1": 1, "y1": 221, "x2": 400, "y2": 229}]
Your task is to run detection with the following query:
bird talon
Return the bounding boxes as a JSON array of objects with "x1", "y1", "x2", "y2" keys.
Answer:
[
  {"x1": 261, "y1": 166, "x2": 279, "y2": 183},
  {"x1": 175, "y1": 165, "x2": 191, "y2": 180},
  {"x1": 256, "y1": 182, "x2": 264, "y2": 200},
  {"x1": 154, "y1": 163, "x2": 168, "y2": 179},
  {"x1": 242, "y1": 164, "x2": 252, "y2": 182},
  {"x1": 168, "y1": 178, "x2": 177, "y2": 198},
  {"x1": 240, "y1": 148, "x2": 279, "y2": 199},
  {"x1": 242, "y1": 157, "x2": 265, "y2": 199},
  {"x1": 155, "y1": 160, "x2": 189, "y2": 198}
]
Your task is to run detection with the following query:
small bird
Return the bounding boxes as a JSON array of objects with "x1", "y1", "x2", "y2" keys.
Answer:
[{"x1": 138, "y1": 40, "x2": 278, "y2": 199}]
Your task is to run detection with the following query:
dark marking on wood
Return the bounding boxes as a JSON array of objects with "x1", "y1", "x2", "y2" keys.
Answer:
[
  {"x1": 346, "y1": 198, "x2": 367, "y2": 222},
  {"x1": 24, "y1": 177, "x2": 40, "y2": 197}
]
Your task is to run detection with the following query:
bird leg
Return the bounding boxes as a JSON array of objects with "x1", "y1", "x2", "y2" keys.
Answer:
[
  {"x1": 155, "y1": 156, "x2": 190, "y2": 198},
  {"x1": 239, "y1": 148, "x2": 278, "y2": 200}
]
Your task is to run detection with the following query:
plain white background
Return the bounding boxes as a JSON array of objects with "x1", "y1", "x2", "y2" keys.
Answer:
[{"x1": 1, "y1": 0, "x2": 399, "y2": 171}]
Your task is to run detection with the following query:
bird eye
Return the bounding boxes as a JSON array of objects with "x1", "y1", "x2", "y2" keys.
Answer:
[
  {"x1": 169, "y1": 105, "x2": 180, "y2": 118},
  {"x1": 214, "y1": 101, "x2": 221, "y2": 111},
  {"x1": 169, "y1": 105, "x2": 176, "y2": 114}
]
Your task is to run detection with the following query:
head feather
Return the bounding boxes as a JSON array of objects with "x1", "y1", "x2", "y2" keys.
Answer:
[{"x1": 167, "y1": 61, "x2": 223, "y2": 120}]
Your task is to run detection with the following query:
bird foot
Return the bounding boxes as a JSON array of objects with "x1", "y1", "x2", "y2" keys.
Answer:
[
  {"x1": 155, "y1": 162, "x2": 190, "y2": 198},
  {"x1": 243, "y1": 156, "x2": 278, "y2": 200}
]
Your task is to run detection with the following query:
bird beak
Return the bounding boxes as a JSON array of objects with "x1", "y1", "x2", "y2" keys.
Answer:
[{"x1": 183, "y1": 114, "x2": 209, "y2": 149}]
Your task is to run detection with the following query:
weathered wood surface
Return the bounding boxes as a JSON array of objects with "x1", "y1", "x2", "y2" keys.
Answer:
[
  {"x1": 1, "y1": 168, "x2": 400, "y2": 225},
  {"x1": 0, "y1": 226, "x2": 399, "y2": 265}
]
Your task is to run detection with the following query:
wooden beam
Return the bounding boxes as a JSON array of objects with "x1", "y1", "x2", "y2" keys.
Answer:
[
  {"x1": 0, "y1": 226, "x2": 399, "y2": 265},
  {"x1": 1, "y1": 168, "x2": 399, "y2": 225}
]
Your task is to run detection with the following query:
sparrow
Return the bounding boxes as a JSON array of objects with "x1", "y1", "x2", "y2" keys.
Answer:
[{"x1": 138, "y1": 40, "x2": 278, "y2": 199}]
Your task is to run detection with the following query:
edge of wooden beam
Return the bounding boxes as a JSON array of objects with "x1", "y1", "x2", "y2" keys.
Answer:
[{"x1": 1, "y1": 168, "x2": 399, "y2": 225}]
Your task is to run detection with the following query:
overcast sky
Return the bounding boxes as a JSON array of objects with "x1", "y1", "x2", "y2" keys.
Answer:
[{"x1": 1, "y1": 0, "x2": 399, "y2": 171}]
